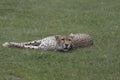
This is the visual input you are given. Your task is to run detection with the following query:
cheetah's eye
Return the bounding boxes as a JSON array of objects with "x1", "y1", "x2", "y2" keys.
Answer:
[
  {"x1": 69, "y1": 39, "x2": 71, "y2": 41},
  {"x1": 61, "y1": 38, "x2": 64, "y2": 41}
]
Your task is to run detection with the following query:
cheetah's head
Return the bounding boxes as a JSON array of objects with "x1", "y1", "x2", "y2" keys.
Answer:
[{"x1": 55, "y1": 35, "x2": 74, "y2": 51}]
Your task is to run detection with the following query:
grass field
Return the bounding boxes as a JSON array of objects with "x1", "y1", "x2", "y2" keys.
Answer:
[{"x1": 0, "y1": 0, "x2": 120, "y2": 80}]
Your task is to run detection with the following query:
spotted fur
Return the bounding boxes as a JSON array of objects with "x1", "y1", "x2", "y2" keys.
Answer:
[
  {"x1": 70, "y1": 33, "x2": 93, "y2": 48},
  {"x1": 2, "y1": 33, "x2": 93, "y2": 51}
]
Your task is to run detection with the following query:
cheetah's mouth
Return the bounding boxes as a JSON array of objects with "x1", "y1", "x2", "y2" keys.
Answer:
[
  {"x1": 63, "y1": 48, "x2": 69, "y2": 51},
  {"x1": 64, "y1": 47, "x2": 69, "y2": 49},
  {"x1": 63, "y1": 45, "x2": 70, "y2": 51}
]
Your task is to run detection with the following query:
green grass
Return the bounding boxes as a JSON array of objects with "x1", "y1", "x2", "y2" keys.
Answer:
[{"x1": 0, "y1": 0, "x2": 120, "y2": 80}]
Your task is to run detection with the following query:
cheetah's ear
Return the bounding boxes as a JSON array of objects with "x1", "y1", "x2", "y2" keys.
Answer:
[
  {"x1": 55, "y1": 35, "x2": 60, "y2": 40},
  {"x1": 70, "y1": 33, "x2": 74, "y2": 39},
  {"x1": 70, "y1": 33, "x2": 73, "y2": 36},
  {"x1": 70, "y1": 36, "x2": 74, "y2": 39}
]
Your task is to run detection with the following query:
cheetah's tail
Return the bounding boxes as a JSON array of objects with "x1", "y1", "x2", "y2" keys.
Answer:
[
  {"x1": 2, "y1": 42, "x2": 25, "y2": 48},
  {"x1": 2, "y1": 42, "x2": 10, "y2": 47},
  {"x1": 2, "y1": 41, "x2": 40, "y2": 49}
]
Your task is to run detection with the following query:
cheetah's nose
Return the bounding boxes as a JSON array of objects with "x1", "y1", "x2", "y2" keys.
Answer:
[{"x1": 65, "y1": 44, "x2": 69, "y2": 47}]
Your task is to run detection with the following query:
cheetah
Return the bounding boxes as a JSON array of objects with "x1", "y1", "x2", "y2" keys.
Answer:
[{"x1": 2, "y1": 33, "x2": 93, "y2": 51}]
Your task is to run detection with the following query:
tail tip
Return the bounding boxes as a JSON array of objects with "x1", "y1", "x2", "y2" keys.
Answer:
[{"x1": 2, "y1": 42, "x2": 10, "y2": 47}]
